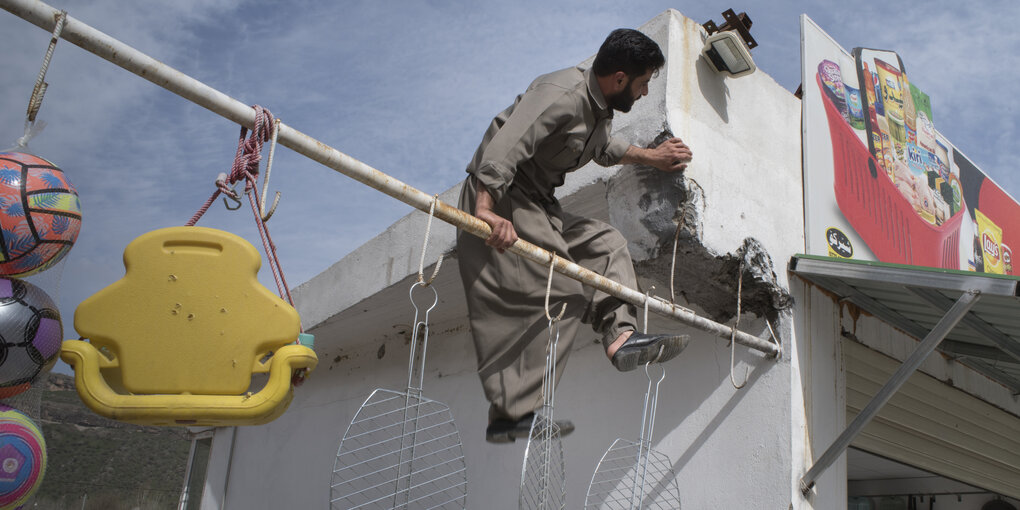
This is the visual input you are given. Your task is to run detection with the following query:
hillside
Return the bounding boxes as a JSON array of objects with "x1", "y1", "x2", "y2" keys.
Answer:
[{"x1": 24, "y1": 373, "x2": 194, "y2": 510}]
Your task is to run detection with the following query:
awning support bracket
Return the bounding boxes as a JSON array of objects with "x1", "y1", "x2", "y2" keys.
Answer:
[{"x1": 799, "y1": 289, "x2": 981, "y2": 495}]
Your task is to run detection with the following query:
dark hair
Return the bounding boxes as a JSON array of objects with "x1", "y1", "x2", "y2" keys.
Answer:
[{"x1": 592, "y1": 28, "x2": 665, "y2": 78}]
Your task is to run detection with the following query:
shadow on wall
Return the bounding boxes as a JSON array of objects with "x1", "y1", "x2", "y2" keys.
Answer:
[
  {"x1": 582, "y1": 312, "x2": 786, "y2": 506},
  {"x1": 695, "y1": 31, "x2": 730, "y2": 124}
]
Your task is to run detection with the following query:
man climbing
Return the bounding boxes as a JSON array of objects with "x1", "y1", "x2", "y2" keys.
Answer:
[{"x1": 457, "y1": 28, "x2": 694, "y2": 443}]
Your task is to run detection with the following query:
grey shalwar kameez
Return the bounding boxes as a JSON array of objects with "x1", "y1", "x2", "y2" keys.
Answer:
[{"x1": 457, "y1": 66, "x2": 641, "y2": 423}]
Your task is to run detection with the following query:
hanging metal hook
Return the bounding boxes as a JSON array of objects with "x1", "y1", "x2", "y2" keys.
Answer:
[
  {"x1": 259, "y1": 117, "x2": 282, "y2": 221},
  {"x1": 407, "y1": 280, "x2": 440, "y2": 393},
  {"x1": 765, "y1": 318, "x2": 782, "y2": 358},
  {"x1": 643, "y1": 286, "x2": 656, "y2": 334},
  {"x1": 669, "y1": 215, "x2": 687, "y2": 305},
  {"x1": 643, "y1": 287, "x2": 670, "y2": 363},
  {"x1": 417, "y1": 194, "x2": 444, "y2": 286},
  {"x1": 544, "y1": 252, "x2": 567, "y2": 322},
  {"x1": 641, "y1": 360, "x2": 667, "y2": 441},
  {"x1": 215, "y1": 172, "x2": 242, "y2": 210},
  {"x1": 730, "y1": 257, "x2": 749, "y2": 389}
]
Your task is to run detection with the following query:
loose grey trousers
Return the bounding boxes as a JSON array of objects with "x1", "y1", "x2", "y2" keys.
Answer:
[{"x1": 457, "y1": 176, "x2": 639, "y2": 422}]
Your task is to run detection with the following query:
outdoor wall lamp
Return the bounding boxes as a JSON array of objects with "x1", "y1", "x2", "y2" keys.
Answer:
[{"x1": 702, "y1": 9, "x2": 757, "y2": 78}]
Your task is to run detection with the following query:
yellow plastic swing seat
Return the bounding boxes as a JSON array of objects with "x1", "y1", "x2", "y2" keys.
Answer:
[{"x1": 60, "y1": 226, "x2": 317, "y2": 426}]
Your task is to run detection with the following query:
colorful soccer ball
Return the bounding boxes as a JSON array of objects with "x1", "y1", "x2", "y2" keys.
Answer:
[
  {"x1": 0, "y1": 152, "x2": 81, "y2": 277},
  {"x1": 0, "y1": 278, "x2": 61, "y2": 399},
  {"x1": 0, "y1": 405, "x2": 46, "y2": 510}
]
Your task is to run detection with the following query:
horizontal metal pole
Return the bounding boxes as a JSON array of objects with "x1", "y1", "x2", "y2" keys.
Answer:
[
  {"x1": 799, "y1": 290, "x2": 980, "y2": 495},
  {"x1": 1, "y1": 0, "x2": 779, "y2": 357}
]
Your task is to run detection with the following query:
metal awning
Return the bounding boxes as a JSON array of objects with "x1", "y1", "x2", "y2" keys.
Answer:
[
  {"x1": 791, "y1": 254, "x2": 1020, "y2": 390},
  {"x1": 789, "y1": 254, "x2": 1020, "y2": 494}
]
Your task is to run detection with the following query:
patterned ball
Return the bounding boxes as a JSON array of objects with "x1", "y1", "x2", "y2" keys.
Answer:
[
  {"x1": 0, "y1": 405, "x2": 45, "y2": 510},
  {"x1": 0, "y1": 278, "x2": 61, "y2": 399},
  {"x1": 0, "y1": 152, "x2": 81, "y2": 277}
]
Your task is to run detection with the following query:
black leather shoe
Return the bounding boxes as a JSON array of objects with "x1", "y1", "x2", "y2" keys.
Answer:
[
  {"x1": 611, "y1": 333, "x2": 690, "y2": 372},
  {"x1": 485, "y1": 418, "x2": 517, "y2": 443},
  {"x1": 512, "y1": 413, "x2": 575, "y2": 440},
  {"x1": 486, "y1": 413, "x2": 575, "y2": 443}
]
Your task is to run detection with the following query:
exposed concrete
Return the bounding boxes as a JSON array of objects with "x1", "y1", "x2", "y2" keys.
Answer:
[{"x1": 606, "y1": 128, "x2": 793, "y2": 323}]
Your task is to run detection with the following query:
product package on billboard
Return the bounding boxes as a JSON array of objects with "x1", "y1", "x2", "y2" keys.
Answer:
[
  {"x1": 956, "y1": 150, "x2": 1020, "y2": 276},
  {"x1": 814, "y1": 48, "x2": 965, "y2": 269},
  {"x1": 802, "y1": 17, "x2": 1020, "y2": 276}
]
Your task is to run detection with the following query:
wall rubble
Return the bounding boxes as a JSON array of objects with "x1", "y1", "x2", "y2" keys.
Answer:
[{"x1": 607, "y1": 130, "x2": 793, "y2": 324}]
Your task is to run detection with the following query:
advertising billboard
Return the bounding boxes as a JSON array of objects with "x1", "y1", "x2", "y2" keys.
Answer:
[{"x1": 802, "y1": 16, "x2": 1018, "y2": 275}]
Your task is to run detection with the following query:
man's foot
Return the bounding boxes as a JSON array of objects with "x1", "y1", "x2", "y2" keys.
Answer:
[
  {"x1": 485, "y1": 418, "x2": 517, "y2": 443},
  {"x1": 485, "y1": 413, "x2": 575, "y2": 443},
  {"x1": 610, "y1": 333, "x2": 690, "y2": 372}
]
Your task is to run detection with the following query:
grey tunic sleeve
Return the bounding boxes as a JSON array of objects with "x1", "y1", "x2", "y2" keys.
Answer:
[
  {"x1": 473, "y1": 84, "x2": 573, "y2": 202},
  {"x1": 594, "y1": 135, "x2": 631, "y2": 167}
]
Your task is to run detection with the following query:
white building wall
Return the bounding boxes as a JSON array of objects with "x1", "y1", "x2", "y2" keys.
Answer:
[
  {"x1": 794, "y1": 283, "x2": 850, "y2": 509},
  {"x1": 202, "y1": 9, "x2": 822, "y2": 509}
]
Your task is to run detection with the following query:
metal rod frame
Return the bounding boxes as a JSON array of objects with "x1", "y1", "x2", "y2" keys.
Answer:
[
  {"x1": 0, "y1": 0, "x2": 780, "y2": 357},
  {"x1": 907, "y1": 286, "x2": 1020, "y2": 363},
  {"x1": 799, "y1": 290, "x2": 981, "y2": 495},
  {"x1": 177, "y1": 437, "x2": 198, "y2": 510}
]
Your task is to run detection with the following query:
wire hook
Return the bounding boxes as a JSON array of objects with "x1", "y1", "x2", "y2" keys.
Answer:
[
  {"x1": 730, "y1": 257, "x2": 749, "y2": 389},
  {"x1": 643, "y1": 286, "x2": 655, "y2": 334},
  {"x1": 416, "y1": 194, "x2": 444, "y2": 286},
  {"x1": 669, "y1": 215, "x2": 686, "y2": 305},
  {"x1": 259, "y1": 117, "x2": 282, "y2": 221},
  {"x1": 215, "y1": 173, "x2": 242, "y2": 210},
  {"x1": 544, "y1": 252, "x2": 567, "y2": 322},
  {"x1": 765, "y1": 318, "x2": 782, "y2": 358},
  {"x1": 407, "y1": 280, "x2": 439, "y2": 392}
]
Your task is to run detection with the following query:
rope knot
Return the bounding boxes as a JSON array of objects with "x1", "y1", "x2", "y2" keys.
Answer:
[
  {"x1": 184, "y1": 105, "x2": 294, "y2": 310},
  {"x1": 229, "y1": 106, "x2": 275, "y2": 192}
]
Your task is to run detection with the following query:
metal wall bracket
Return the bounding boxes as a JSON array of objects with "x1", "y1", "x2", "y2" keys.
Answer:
[{"x1": 799, "y1": 290, "x2": 981, "y2": 495}]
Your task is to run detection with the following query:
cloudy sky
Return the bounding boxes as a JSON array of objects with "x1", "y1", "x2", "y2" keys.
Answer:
[{"x1": 0, "y1": 0, "x2": 1017, "y2": 372}]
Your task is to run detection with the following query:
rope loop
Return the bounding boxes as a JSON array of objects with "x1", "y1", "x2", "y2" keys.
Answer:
[
  {"x1": 669, "y1": 215, "x2": 686, "y2": 305},
  {"x1": 185, "y1": 106, "x2": 295, "y2": 311},
  {"x1": 230, "y1": 105, "x2": 275, "y2": 194},
  {"x1": 17, "y1": 10, "x2": 67, "y2": 148},
  {"x1": 416, "y1": 194, "x2": 444, "y2": 286},
  {"x1": 544, "y1": 252, "x2": 567, "y2": 322},
  {"x1": 259, "y1": 117, "x2": 283, "y2": 221},
  {"x1": 730, "y1": 255, "x2": 749, "y2": 389}
]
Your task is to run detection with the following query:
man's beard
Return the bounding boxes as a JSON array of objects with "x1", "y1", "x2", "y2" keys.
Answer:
[{"x1": 606, "y1": 88, "x2": 636, "y2": 113}]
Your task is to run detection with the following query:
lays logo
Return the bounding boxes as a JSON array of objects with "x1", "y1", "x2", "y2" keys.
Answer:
[{"x1": 983, "y1": 232, "x2": 1001, "y2": 265}]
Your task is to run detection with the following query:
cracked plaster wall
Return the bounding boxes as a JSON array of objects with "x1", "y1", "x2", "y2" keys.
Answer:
[{"x1": 559, "y1": 14, "x2": 803, "y2": 327}]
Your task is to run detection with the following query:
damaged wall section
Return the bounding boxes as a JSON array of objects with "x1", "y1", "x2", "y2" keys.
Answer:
[{"x1": 607, "y1": 131, "x2": 793, "y2": 324}]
